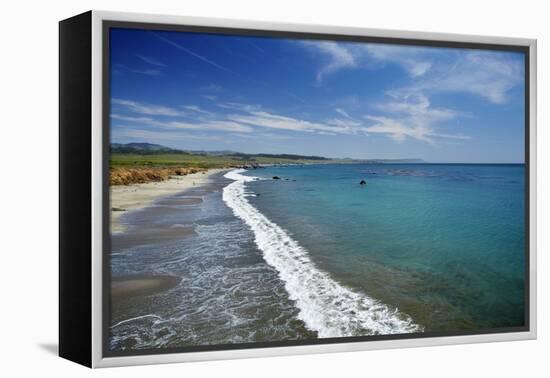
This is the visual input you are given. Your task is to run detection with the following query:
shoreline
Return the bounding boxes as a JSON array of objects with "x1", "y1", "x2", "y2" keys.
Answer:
[
  {"x1": 223, "y1": 169, "x2": 421, "y2": 337},
  {"x1": 110, "y1": 168, "x2": 229, "y2": 233}
]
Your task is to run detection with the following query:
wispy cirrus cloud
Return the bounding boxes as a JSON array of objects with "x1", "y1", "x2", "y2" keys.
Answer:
[
  {"x1": 112, "y1": 98, "x2": 184, "y2": 116},
  {"x1": 225, "y1": 103, "x2": 370, "y2": 135},
  {"x1": 153, "y1": 33, "x2": 236, "y2": 75},
  {"x1": 111, "y1": 112, "x2": 253, "y2": 133},
  {"x1": 112, "y1": 63, "x2": 163, "y2": 76},
  {"x1": 335, "y1": 107, "x2": 353, "y2": 119},
  {"x1": 365, "y1": 115, "x2": 433, "y2": 143},
  {"x1": 129, "y1": 68, "x2": 162, "y2": 76},
  {"x1": 165, "y1": 120, "x2": 253, "y2": 133},
  {"x1": 111, "y1": 94, "x2": 472, "y2": 144},
  {"x1": 403, "y1": 51, "x2": 524, "y2": 104},
  {"x1": 365, "y1": 93, "x2": 470, "y2": 143},
  {"x1": 363, "y1": 44, "x2": 433, "y2": 77},
  {"x1": 112, "y1": 98, "x2": 373, "y2": 138},
  {"x1": 302, "y1": 41, "x2": 433, "y2": 83},
  {"x1": 302, "y1": 41, "x2": 357, "y2": 83},
  {"x1": 183, "y1": 105, "x2": 211, "y2": 115},
  {"x1": 201, "y1": 94, "x2": 217, "y2": 101},
  {"x1": 227, "y1": 110, "x2": 353, "y2": 134},
  {"x1": 112, "y1": 127, "x2": 222, "y2": 142},
  {"x1": 301, "y1": 42, "x2": 522, "y2": 145},
  {"x1": 303, "y1": 41, "x2": 522, "y2": 106},
  {"x1": 111, "y1": 94, "x2": 471, "y2": 146},
  {"x1": 111, "y1": 114, "x2": 155, "y2": 123},
  {"x1": 136, "y1": 54, "x2": 166, "y2": 67}
]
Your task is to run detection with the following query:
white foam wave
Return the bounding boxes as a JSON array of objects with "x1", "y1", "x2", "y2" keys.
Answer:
[
  {"x1": 223, "y1": 169, "x2": 421, "y2": 337},
  {"x1": 111, "y1": 314, "x2": 163, "y2": 328}
]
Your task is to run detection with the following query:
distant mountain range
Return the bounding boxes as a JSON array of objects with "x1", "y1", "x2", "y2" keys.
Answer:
[
  {"x1": 110, "y1": 143, "x2": 186, "y2": 154},
  {"x1": 110, "y1": 143, "x2": 329, "y2": 160},
  {"x1": 110, "y1": 143, "x2": 423, "y2": 163}
]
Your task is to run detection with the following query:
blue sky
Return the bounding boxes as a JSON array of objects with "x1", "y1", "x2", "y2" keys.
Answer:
[{"x1": 110, "y1": 28, "x2": 525, "y2": 163}]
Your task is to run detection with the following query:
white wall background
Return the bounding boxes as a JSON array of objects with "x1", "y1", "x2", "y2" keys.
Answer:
[{"x1": 0, "y1": 0, "x2": 546, "y2": 376}]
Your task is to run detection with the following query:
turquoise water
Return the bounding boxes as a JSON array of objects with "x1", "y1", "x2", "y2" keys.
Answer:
[
  {"x1": 244, "y1": 164, "x2": 526, "y2": 332},
  {"x1": 110, "y1": 164, "x2": 526, "y2": 351}
]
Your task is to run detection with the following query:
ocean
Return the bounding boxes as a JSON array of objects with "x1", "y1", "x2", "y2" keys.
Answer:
[{"x1": 109, "y1": 163, "x2": 526, "y2": 351}]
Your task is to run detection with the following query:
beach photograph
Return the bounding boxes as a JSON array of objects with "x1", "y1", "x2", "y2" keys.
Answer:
[{"x1": 107, "y1": 28, "x2": 526, "y2": 353}]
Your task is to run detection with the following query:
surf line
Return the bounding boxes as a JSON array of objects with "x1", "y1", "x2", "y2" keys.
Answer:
[{"x1": 223, "y1": 169, "x2": 422, "y2": 338}]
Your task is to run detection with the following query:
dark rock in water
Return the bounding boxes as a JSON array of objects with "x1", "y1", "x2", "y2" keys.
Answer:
[
  {"x1": 121, "y1": 337, "x2": 138, "y2": 349},
  {"x1": 256, "y1": 193, "x2": 261, "y2": 196},
  {"x1": 359, "y1": 180, "x2": 367, "y2": 185},
  {"x1": 273, "y1": 176, "x2": 281, "y2": 180}
]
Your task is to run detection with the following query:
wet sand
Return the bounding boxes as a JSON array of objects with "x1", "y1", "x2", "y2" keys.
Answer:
[
  {"x1": 111, "y1": 274, "x2": 182, "y2": 300},
  {"x1": 108, "y1": 169, "x2": 320, "y2": 349},
  {"x1": 110, "y1": 168, "x2": 228, "y2": 233},
  {"x1": 111, "y1": 224, "x2": 196, "y2": 250},
  {"x1": 110, "y1": 169, "x2": 230, "y2": 303}
]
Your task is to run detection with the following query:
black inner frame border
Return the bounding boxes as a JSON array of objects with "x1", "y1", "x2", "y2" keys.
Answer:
[{"x1": 102, "y1": 19, "x2": 531, "y2": 359}]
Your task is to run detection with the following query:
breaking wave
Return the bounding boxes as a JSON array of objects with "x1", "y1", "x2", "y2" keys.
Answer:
[{"x1": 223, "y1": 169, "x2": 421, "y2": 338}]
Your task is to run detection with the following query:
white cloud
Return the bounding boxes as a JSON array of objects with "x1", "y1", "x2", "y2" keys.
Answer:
[
  {"x1": 430, "y1": 132, "x2": 471, "y2": 140},
  {"x1": 318, "y1": 131, "x2": 338, "y2": 136},
  {"x1": 335, "y1": 108, "x2": 353, "y2": 119},
  {"x1": 431, "y1": 52, "x2": 523, "y2": 104},
  {"x1": 113, "y1": 115, "x2": 252, "y2": 134},
  {"x1": 182, "y1": 105, "x2": 211, "y2": 114},
  {"x1": 111, "y1": 100, "x2": 253, "y2": 133},
  {"x1": 303, "y1": 41, "x2": 357, "y2": 83},
  {"x1": 387, "y1": 51, "x2": 524, "y2": 105},
  {"x1": 154, "y1": 33, "x2": 236, "y2": 75},
  {"x1": 111, "y1": 95, "x2": 468, "y2": 143},
  {"x1": 129, "y1": 69, "x2": 162, "y2": 76},
  {"x1": 219, "y1": 102, "x2": 370, "y2": 135},
  {"x1": 111, "y1": 65, "x2": 161, "y2": 76},
  {"x1": 365, "y1": 115, "x2": 433, "y2": 143},
  {"x1": 302, "y1": 41, "x2": 522, "y2": 105},
  {"x1": 228, "y1": 109, "x2": 367, "y2": 135},
  {"x1": 326, "y1": 118, "x2": 362, "y2": 128},
  {"x1": 165, "y1": 120, "x2": 253, "y2": 133},
  {"x1": 363, "y1": 44, "x2": 433, "y2": 77},
  {"x1": 112, "y1": 99, "x2": 184, "y2": 116},
  {"x1": 136, "y1": 54, "x2": 166, "y2": 67},
  {"x1": 365, "y1": 93, "x2": 470, "y2": 144},
  {"x1": 218, "y1": 102, "x2": 262, "y2": 113},
  {"x1": 111, "y1": 114, "x2": 155, "y2": 123},
  {"x1": 112, "y1": 127, "x2": 221, "y2": 142},
  {"x1": 354, "y1": 50, "x2": 522, "y2": 144},
  {"x1": 303, "y1": 41, "x2": 433, "y2": 82},
  {"x1": 201, "y1": 83, "x2": 223, "y2": 93},
  {"x1": 379, "y1": 93, "x2": 459, "y2": 122}
]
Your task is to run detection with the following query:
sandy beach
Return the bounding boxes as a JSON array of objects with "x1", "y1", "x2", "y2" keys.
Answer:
[{"x1": 110, "y1": 168, "x2": 228, "y2": 233}]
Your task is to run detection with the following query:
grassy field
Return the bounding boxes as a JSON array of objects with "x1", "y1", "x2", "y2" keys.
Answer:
[
  {"x1": 110, "y1": 153, "x2": 333, "y2": 168},
  {"x1": 109, "y1": 152, "x2": 337, "y2": 185}
]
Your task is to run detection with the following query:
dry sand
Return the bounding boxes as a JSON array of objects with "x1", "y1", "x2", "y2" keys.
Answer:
[{"x1": 110, "y1": 168, "x2": 228, "y2": 233}]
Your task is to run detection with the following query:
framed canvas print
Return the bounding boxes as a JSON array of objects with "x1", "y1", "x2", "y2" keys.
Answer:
[{"x1": 59, "y1": 10, "x2": 537, "y2": 368}]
